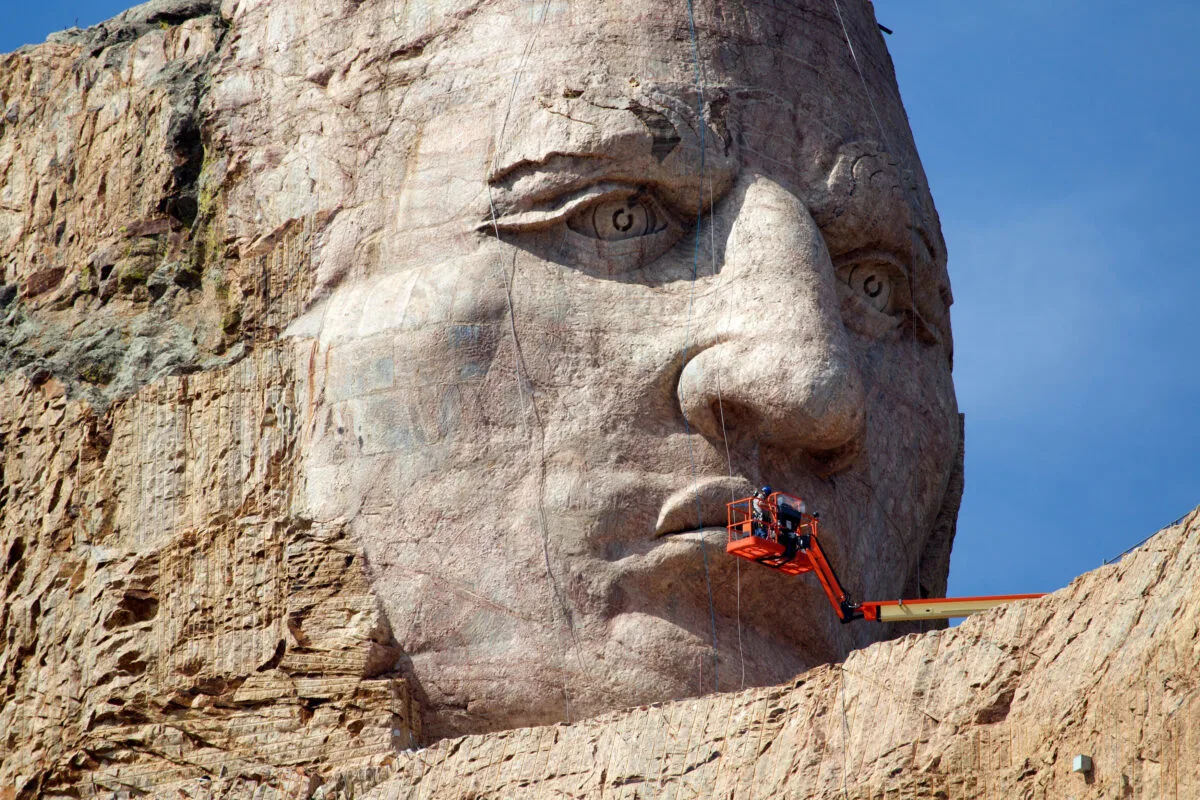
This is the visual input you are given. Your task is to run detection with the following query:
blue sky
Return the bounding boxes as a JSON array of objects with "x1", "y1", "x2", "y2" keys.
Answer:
[
  {"x1": 880, "y1": 0, "x2": 1200, "y2": 598},
  {"x1": 4, "y1": 3, "x2": 1197, "y2": 602},
  {"x1": 1, "y1": 1, "x2": 134, "y2": 49}
]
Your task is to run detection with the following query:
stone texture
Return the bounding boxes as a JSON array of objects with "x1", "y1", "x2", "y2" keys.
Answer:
[
  {"x1": 367, "y1": 509, "x2": 1200, "y2": 798},
  {"x1": 4, "y1": 0, "x2": 967, "y2": 760},
  {"x1": 0, "y1": 0, "x2": 231, "y2": 407},
  {"x1": 2, "y1": 5, "x2": 421, "y2": 793},
  {"x1": 5, "y1": 0, "x2": 1178, "y2": 797},
  {"x1": 0, "y1": 347, "x2": 420, "y2": 798},
  {"x1": 212, "y1": 0, "x2": 962, "y2": 739}
]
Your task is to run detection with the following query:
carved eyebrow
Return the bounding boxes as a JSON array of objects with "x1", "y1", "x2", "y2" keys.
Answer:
[
  {"x1": 485, "y1": 148, "x2": 718, "y2": 222},
  {"x1": 486, "y1": 151, "x2": 611, "y2": 193},
  {"x1": 478, "y1": 182, "x2": 630, "y2": 232},
  {"x1": 486, "y1": 100, "x2": 661, "y2": 188}
]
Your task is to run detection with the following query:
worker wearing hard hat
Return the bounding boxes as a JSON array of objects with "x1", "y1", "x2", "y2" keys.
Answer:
[{"x1": 752, "y1": 486, "x2": 772, "y2": 539}]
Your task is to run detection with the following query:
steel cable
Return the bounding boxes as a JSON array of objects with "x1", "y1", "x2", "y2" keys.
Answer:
[
  {"x1": 830, "y1": 0, "x2": 935, "y2": 622},
  {"x1": 680, "y1": 0, "x2": 722, "y2": 694},
  {"x1": 484, "y1": 0, "x2": 578, "y2": 724}
]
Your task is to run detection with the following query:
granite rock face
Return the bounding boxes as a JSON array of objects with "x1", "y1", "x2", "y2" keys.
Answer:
[
  {"x1": 210, "y1": 0, "x2": 962, "y2": 740},
  {"x1": 1, "y1": 3, "x2": 418, "y2": 796},
  {"x1": 1, "y1": 0, "x2": 235, "y2": 404},
  {"x1": 0, "y1": 0, "x2": 1128, "y2": 795},
  {"x1": 3, "y1": 0, "x2": 967, "y2": 768},
  {"x1": 0, "y1": 353, "x2": 421, "y2": 798},
  {"x1": 1, "y1": 0, "x2": 1195, "y2": 797}
]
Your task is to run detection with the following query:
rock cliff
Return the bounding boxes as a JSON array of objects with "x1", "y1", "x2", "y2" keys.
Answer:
[
  {"x1": 2, "y1": 3, "x2": 419, "y2": 796},
  {"x1": 3, "y1": 0, "x2": 1191, "y2": 798}
]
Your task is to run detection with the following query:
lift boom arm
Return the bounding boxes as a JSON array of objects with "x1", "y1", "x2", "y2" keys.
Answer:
[{"x1": 726, "y1": 493, "x2": 1044, "y2": 623}]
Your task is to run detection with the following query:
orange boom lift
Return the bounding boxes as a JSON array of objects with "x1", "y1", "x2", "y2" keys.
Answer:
[{"x1": 726, "y1": 491, "x2": 1043, "y2": 623}]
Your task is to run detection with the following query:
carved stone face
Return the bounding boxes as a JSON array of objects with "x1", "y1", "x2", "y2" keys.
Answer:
[{"x1": 290, "y1": 0, "x2": 959, "y2": 737}]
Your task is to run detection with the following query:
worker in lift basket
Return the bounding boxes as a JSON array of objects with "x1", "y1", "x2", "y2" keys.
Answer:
[{"x1": 752, "y1": 486, "x2": 772, "y2": 540}]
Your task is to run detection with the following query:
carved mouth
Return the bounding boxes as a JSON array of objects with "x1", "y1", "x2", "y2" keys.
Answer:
[{"x1": 654, "y1": 477, "x2": 756, "y2": 538}]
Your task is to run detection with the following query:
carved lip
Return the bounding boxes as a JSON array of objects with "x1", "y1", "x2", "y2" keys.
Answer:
[{"x1": 654, "y1": 476, "x2": 757, "y2": 538}]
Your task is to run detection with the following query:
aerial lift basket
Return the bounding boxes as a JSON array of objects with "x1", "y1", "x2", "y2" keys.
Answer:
[{"x1": 726, "y1": 491, "x2": 1044, "y2": 623}]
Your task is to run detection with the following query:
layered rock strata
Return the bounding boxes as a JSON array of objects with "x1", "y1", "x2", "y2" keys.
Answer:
[
  {"x1": 0, "y1": 350, "x2": 421, "y2": 798},
  {"x1": 1, "y1": 3, "x2": 420, "y2": 796}
]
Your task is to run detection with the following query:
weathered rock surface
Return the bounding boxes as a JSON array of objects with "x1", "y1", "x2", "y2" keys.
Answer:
[
  {"x1": 0, "y1": 0, "x2": 231, "y2": 407},
  {"x1": 0, "y1": 350, "x2": 420, "y2": 798},
  {"x1": 368, "y1": 509, "x2": 1200, "y2": 798},
  {"x1": 6, "y1": 0, "x2": 1187, "y2": 797},
  {"x1": 1, "y1": 4, "x2": 419, "y2": 795},
  {"x1": 5, "y1": 0, "x2": 967, "y2": 767}
]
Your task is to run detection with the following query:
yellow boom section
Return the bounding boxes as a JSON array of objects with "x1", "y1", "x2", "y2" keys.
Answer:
[{"x1": 866, "y1": 594, "x2": 1044, "y2": 622}]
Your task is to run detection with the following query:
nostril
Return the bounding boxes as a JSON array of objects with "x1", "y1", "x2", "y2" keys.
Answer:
[{"x1": 806, "y1": 439, "x2": 862, "y2": 477}]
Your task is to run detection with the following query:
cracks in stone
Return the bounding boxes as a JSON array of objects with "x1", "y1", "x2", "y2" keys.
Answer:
[
  {"x1": 679, "y1": 748, "x2": 722, "y2": 777},
  {"x1": 535, "y1": 103, "x2": 599, "y2": 129},
  {"x1": 1, "y1": 15, "x2": 237, "y2": 412},
  {"x1": 160, "y1": 103, "x2": 204, "y2": 228},
  {"x1": 53, "y1": 0, "x2": 225, "y2": 58},
  {"x1": 256, "y1": 639, "x2": 287, "y2": 672},
  {"x1": 841, "y1": 665, "x2": 945, "y2": 726}
]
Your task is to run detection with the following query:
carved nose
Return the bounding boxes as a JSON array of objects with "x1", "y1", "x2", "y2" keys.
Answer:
[{"x1": 678, "y1": 175, "x2": 866, "y2": 462}]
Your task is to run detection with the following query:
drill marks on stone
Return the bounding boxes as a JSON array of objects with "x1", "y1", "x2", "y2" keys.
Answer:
[
  {"x1": 747, "y1": 686, "x2": 791, "y2": 797},
  {"x1": 761, "y1": 681, "x2": 814, "y2": 797},
  {"x1": 482, "y1": 730, "x2": 519, "y2": 797},
  {"x1": 730, "y1": 686, "x2": 771, "y2": 797},
  {"x1": 661, "y1": 697, "x2": 708, "y2": 798},
  {"x1": 629, "y1": 705, "x2": 669, "y2": 793}
]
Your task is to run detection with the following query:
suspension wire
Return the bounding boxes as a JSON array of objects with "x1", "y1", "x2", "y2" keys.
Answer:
[
  {"x1": 681, "y1": 0, "x2": 721, "y2": 693},
  {"x1": 839, "y1": 664, "x2": 852, "y2": 800},
  {"x1": 830, "y1": 0, "x2": 935, "y2": 621},
  {"x1": 707, "y1": 173, "x2": 746, "y2": 690},
  {"x1": 484, "y1": 0, "x2": 577, "y2": 724},
  {"x1": 1103, "y1": 508, "x2": 1194, "y2": 565},
  {"x1": 830, "y1": 0, "x2": 891, "y2": 157},
  {"x1": 716, "y1": 367, "x2": 746, "y2": 690}
]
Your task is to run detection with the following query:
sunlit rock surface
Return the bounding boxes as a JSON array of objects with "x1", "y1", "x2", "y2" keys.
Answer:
[
  {"x1": 370, "y1": 510, "x2": 1200, "y2": 798},
  {"x1": 5, "y1": 0, "x2": 1178, "y2": 797}
]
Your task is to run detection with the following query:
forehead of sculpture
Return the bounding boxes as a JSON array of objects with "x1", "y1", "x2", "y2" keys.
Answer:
[
  {"x1": 385, "y1": 0, "x2": 946, "y2": 286},
  {"x1": 410, "y1": 2, "x2": 924, "y2": 190}
]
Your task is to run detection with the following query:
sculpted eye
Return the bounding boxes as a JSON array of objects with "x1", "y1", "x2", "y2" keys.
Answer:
[
  {"x1": 834, "y1": 252, "x2": 913, "y2": 339},
  {"x1": 483, "y1": 183, "x2": 686, "y2": 278},
  {"x1": 833, "y1": 250, "x2": 942, "y2": 344},
  {"x1": 568, "y1": 195, "x2": 667, "y2": 241},
  {"x1": 845, "y1": 264, "x2": 893, "y2": 312}
]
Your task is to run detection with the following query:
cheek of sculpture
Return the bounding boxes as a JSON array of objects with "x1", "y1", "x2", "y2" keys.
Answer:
[{"x1": 304, "y1": 258, "x2": 516, "y2": 522}]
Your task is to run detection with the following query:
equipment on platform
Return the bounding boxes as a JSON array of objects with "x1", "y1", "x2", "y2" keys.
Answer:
[{"x1": 726, "y1": 491, "x2": 1043, "y2": 623}]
